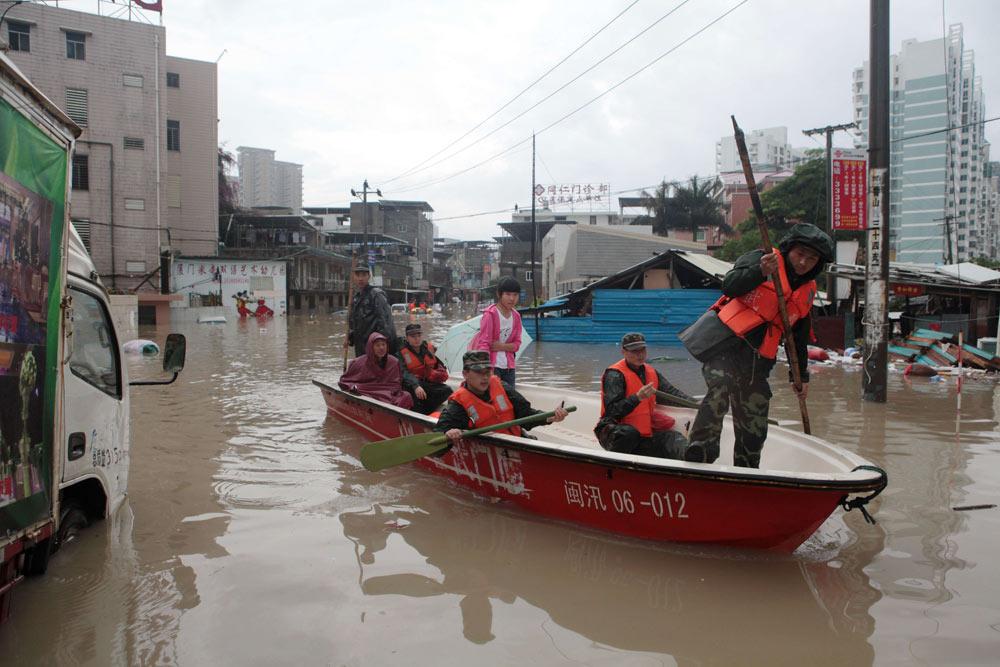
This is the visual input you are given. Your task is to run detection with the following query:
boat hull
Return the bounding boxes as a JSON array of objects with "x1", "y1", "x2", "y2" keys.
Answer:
[{"x1": 315, "y1": 380, "x2": 883, "y2": 552}]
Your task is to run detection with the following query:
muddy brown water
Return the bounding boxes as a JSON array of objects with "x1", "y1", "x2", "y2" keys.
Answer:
[{"x1": 2, "y1": 310, "x2": 998, "y2": 665}]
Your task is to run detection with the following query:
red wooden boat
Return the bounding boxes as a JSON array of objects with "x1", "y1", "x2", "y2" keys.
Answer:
[{"x1": 314, "y1": 379, "x2": 886, "y2": 552}]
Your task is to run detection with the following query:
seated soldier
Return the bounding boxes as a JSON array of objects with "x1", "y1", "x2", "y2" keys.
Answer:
[
  {"x1": 595, "y1": 332, "x2": 703, "y2": 461},
  {"x1": 397, "y1": 323, "x2": 452, "y2": 415},
  {"x1": 435, "y1": 351, "x2": 567, "y2": 442},
  {"x1": 338, "y1": 332, "x2": 414, "y2": 409}
]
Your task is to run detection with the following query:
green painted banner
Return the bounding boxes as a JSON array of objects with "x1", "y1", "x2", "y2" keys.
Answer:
[{"x1": 0, "y1": 96, "x2": 68, "y2": 531}]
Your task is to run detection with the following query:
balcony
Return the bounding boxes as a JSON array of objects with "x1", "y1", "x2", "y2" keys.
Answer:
[{"x1": 289, "y1": 277, "x2": 348, "y2": 292}]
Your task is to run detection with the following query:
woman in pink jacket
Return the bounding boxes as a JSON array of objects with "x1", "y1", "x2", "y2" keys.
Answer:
[{"x1": 470, "y1": 277, "x2": 523, "y2": 387}]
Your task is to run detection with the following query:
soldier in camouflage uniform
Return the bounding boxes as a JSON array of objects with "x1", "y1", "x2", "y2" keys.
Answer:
[
  {"x1": 680, "y1": 224, "x2": 833, "y2": 468},
  {"x1": 344, "y1": 264, "x2": 397, "y2": 359}
]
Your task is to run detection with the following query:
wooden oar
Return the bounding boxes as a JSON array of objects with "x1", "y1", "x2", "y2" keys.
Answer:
[
  {"x1": 732, "y1": 115, "x2": 811, "y2": 434},
  {"x1": 360, "y1": 406, "x2": 577, "y2": 472},
  {"x1": 654, "y1": 390, "x2": 787, "y2": 427}
]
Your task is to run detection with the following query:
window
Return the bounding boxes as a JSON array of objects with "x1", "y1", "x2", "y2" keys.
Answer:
[
  {"x1": 126, "y1": 260, "x2": 146, "y2": 273},
  {"x1": 166, "y1": 119, "x2": 180, "y2": 151},
  {"x1": 166, "y1": 71, "x2": 180, "y2": 88},
  {"x1": 8, "y1": 20, "x2": 29, "y2": 52},
  {"x1": 123, "y1": 137, "x2": 145, "y2": 150},
  {"x1": 64, "y1": 88, "x2": 88, "y2": 126},
  {"x1": 122, "y1": 73, "x2": 144, "y2": 88},
  {"x1": 694, "y1": 228, "x2": 706, "y2": 241},
  {"x1": 524, "y1": 271, "x2": 533, "y2": 281},
  {"x1": 124, "y1": 198, "x2": 145, "y2": 211},
  {"x1": 72, "y1": 219, "x2": 92, "y2": 252},
  {"x1": 66, "y1": 31, "x2": 86, "y2": 60},
  {"x1": 167, "y1": 175, "x2": 181, "y2": 208},
  {"x1": 68, "y1": 287, "x2": 121, "y2": 398},
  {"x1": 71, "y1": 154, "x2": 89, "y2": 190}
]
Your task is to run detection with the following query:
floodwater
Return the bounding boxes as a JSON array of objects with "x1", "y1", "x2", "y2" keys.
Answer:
[{"x1": 3, "y1": 309, "x2": 999, "y2": 665}]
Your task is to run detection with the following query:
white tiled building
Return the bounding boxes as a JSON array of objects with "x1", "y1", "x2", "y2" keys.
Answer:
[
  {"x1": 2, "y1": 3, "x2": 218, "y2": 291},
  {"x1": 853, "y1": 24, "x2": 992, "y2": 264},
  {"x1": 715, "y1": 127, "x2": 807, "y2": 173},
  {"x1": 236, "y1": 146, "x2": 303, "y2": 212}
]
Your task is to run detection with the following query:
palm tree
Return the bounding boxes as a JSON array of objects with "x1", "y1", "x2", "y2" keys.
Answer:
[{"x1": 641, "y1": 175, "x2": 729, "y2": 239}]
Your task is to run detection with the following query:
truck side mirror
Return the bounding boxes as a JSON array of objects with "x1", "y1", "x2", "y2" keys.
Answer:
[
  {"x1": 163, "y1": 333, "x2": 186, "y2": 373},
  {"x1": 130, "y1": 333, "x2": 186, "y2": 386}
]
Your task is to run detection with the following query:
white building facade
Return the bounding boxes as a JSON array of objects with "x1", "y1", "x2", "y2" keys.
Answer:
[
  {"x1": 2, "y1": 3, "x2": 219, "y2": 290},
  {"x1": 237, "y1": 146, "x2": 303, "y2": 211},
  {"x1": 715, "y1": 127, "x2": 807, "y2": 173},
  {"x1": 853, "y1": 24, "x2": 992, "y2": 264}
]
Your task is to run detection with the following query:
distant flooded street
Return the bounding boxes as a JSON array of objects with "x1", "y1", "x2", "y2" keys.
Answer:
[{"x1": 3, "y1": 310, "x2": 999, "y2": 665}]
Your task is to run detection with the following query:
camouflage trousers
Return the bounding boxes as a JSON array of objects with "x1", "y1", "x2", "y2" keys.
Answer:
[{"x1": 687, "y1": 354, "x2": 772, "y2": 468}]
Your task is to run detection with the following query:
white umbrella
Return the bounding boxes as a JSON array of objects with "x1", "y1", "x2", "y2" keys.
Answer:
[{"x1": 435, "y1": 315, "x2": 533, "y2": 377}]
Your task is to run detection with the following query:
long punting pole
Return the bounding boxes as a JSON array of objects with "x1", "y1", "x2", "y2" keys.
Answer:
[{"x1": 732, "y1": 115, "x2": 811, "y2": 435}]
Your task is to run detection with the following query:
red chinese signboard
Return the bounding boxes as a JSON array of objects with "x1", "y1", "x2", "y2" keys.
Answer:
[
  {"x1": 831, "y1": 148, "x2": 868, "y2": 231},
  {"x1": 892, "y1": 284, "x2": 925, "y2": 297}
]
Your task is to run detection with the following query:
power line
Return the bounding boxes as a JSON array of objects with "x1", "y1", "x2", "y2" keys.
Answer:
[
  {"x1": 388, "y1": 0, "x2": 695, "y2": 188},
  {"x1": 387, "y1": 0, "x2": 749, "y2": 196},
  {"x1": 383, "y1": 0, "x2": 643, "y2": 184},
  {"x1": 890, "y1": 115, "x2": 999, "y2": 144}
]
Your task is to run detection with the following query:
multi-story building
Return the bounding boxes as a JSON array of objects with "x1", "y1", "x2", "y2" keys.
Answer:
[
  {"x1": 853, "y1": 24, "x2": 992, "y2": 264},
  {"x1": 3, "y1": 3, "x2": 218, "y2": 299},
  {"x1": 237, "y1": 146, "x2": 303, "y2": 211},
  {"x1": 350, "y1": 200, "x2": 434, "y2": 290},
  {"x1": 715, "y1": 127, "x2": 807, "y2": 173}
]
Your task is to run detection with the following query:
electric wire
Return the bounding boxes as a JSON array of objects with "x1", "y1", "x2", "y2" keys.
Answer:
[
  {"x1": 386, "y1": 0, "x2": 695, "y2": 187},
  {"x1": 383, "y1": 0, "x2": 643, "y2": 184},
  {"x1": 387, "y1": 0, "x2": 750, "y2": 196}
]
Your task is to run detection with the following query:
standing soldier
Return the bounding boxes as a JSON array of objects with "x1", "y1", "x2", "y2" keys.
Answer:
[
  {"x1": 344, "y1": 264, "x2": 396, "y2": 359},
  {"x1": 679, "y1": 223, "x2": 833, "y2": 468}
]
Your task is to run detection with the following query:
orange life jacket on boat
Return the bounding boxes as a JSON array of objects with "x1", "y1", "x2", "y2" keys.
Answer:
[
  {"x1": 400, "y1": 342, "x2": 439, "y2": 381},
  {"x1": 449, "y1": 375, "x2": 522, "y2": 436},
  {"x1": 600, "y1": 359, "x2": 658, "y2": 437},
  {"x1": 712, "y1": 250, "x2": 816, "y2": 360}
]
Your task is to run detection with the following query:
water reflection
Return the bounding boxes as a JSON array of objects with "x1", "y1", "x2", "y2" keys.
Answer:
[{"x1": 340, "y1": 490, "x2": 879, "y2": 663}]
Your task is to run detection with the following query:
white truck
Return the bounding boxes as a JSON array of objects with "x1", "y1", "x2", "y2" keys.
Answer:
[{"x1": 0, "y1": 51, "x2": 185, "y2": 621}]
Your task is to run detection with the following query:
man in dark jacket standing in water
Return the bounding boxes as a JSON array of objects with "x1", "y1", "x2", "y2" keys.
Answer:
[
  {"x1": 345, "y1": 264, "x2": 397, "y2": 359},
  {"x1": 680, "y1": 223, "x2": 833, "y2": 468}
]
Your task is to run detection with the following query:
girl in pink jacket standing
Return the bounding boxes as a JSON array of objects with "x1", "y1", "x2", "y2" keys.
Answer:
[{"x1": 470, "y1": 277, "x2": 523, "y2": 387}]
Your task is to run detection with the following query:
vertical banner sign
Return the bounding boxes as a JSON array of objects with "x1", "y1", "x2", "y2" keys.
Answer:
[
  {"x1": 831, "y1": 148, "x2": 868, "y2": 230},
  {"x1": 0, "y1": 97, "x2": 67, "y2": 529}
]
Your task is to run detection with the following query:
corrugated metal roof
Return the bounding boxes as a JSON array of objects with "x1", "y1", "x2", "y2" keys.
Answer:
[
  {"x1": 672, "y1": 250, "x2": 733, "y2": 280},
  {"x1": 934, "y1": 262, "x2": 1000, "y2": 284}
]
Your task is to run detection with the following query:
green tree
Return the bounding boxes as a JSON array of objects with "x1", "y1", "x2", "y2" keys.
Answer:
[
  {"x1": 971, "y1": 256, "x2": 1000, "y2": 270},
  {"x1": 218, "y1": 146, "x2": 239, "y2": 214},
  {"x1": 640, "y1": 175, "x2": 728, "y2": 237}
]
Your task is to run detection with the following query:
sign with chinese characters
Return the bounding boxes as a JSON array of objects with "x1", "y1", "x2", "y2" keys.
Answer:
[
  {"x1": 172, "y1": 259, "x2": 288, "y2": 313},
  {"x1": 533, "y1": 183, "x2": 610, "y2": 208},
  {"x1": 891, "y1": 283, "x2": 925, "y2": 297},
  {"x1": 831, "y1": 148, "x2": 868, "y2": 230},
  {"x1": 867, "y1": 168, "x2": 886, "y2": 275}
]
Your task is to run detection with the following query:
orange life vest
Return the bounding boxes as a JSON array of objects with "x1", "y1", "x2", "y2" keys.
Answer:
[
  {"x1": 400, "y1": 342, "x2": 438, "y2": 380},
  {"x1": 712, "y1": 250, "x2": 816, "y2": 360},
  {"x1": 600, "y1": 359, "x2": 658, "y2": 437},
  {"x1": 449, "y1": 375, "x2": 522, "y2": 436}
]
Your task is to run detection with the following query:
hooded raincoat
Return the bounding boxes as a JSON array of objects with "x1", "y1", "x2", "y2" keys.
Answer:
[{"x1": 339, "y1": 332, "x2": 414, "y2": 409}]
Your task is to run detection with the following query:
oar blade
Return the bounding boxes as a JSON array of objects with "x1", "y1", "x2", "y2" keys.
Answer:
[{"x1": 360, "y1": 430, "x2": 449, "y2": 472}]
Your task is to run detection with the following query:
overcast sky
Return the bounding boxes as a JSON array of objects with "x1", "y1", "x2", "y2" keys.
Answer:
[{"x1": 160, "y1": 0, "x2": 1000, "y2": 240}]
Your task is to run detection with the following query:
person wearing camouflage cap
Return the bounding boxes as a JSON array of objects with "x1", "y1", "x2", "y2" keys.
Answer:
[
  {"x1": 595, "y1": 333, "x2": 702, "y2": 461},
  {"x1": 434, "y1": 351, "x2": 568, "y2": 442},
  {"x1": 344, "y1": 263, "x2": 397, "y2": 359},
  {"x1": 678, "y1": 223, "x2": 833, "y2": 468},
  {"x1": 397, "y1": 323, "x2": 451, "y2": 414}
]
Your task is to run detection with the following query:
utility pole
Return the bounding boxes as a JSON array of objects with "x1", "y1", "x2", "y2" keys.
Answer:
[
  {"x1": 531, "y1": 133, "x2": 540, "y2": 339},
  {"x1": 802, "y1": 121, "x2": 857, "y2": 315},
  {"x1": 934, "y1": 214, "x2": 955, "y2": 264},
  {"x1": 863, "y1": 0, "x2": 891, "y2": 403},
  {"x1": 351, "y1": 179, "x2": 382, "y2": 265}
]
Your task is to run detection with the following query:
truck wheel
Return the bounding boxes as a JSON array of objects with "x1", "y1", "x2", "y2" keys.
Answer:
[
  {"x1": 23, "y1": 538, "x2": 52, "y2": 576},
  {"x1": 56, "y1": 504, "x2": 89, "y2": 551}
]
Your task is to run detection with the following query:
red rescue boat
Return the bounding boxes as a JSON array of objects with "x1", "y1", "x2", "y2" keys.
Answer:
[{"x1": 313, "y1": 379, "x2": 886, "y2": 552}]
